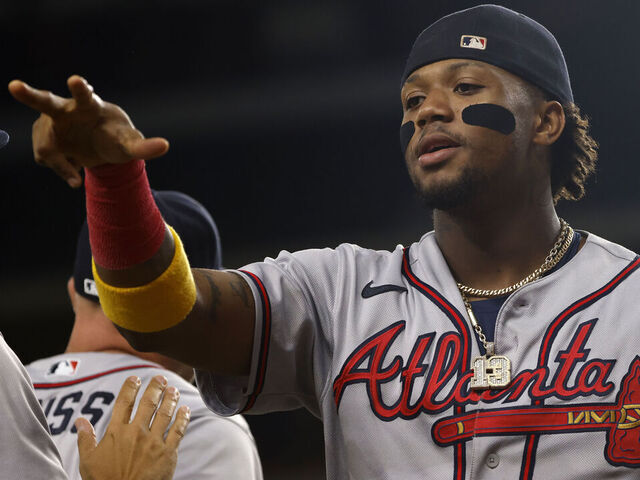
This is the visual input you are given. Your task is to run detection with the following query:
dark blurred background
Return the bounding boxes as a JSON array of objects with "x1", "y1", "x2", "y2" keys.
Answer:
[{"x1": 1, "y1": 1, "x2": 637, "y2": 478}]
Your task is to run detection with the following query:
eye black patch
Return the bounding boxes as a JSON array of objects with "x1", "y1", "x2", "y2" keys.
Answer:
[
  {"x1": 462, "y1": 104, "x2": 516, "y2": 135},
  {"x1": 400, "y1": 121, "x2": 415, "y2": 157}
]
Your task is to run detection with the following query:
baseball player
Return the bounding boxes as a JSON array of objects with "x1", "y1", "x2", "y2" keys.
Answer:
[
  {"x1": 0, "y1": 128, "x2": 67, "y2": 479},
  {"x1": 0, "y1": 134, "x2": 188, "y2": 480},
  {"x1": 0, "y1": 334, "x2": 69, "y2": 479},
  {"x1": 10, "y1": 4, "x2": 640, "y2": 479},
  {"x1": 26, "y1": 190, "x2": 263, "y2": 480},
  {"x1": 0, "y1": 335, "x2": 189, "y2": 480}
]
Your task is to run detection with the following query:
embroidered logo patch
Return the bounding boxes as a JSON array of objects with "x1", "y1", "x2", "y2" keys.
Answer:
[
  {"x1": 84, "y1": 278, "x2": 98, "y2": 297},
  {"x1": 47, "y1": 359, "x2": 80, "y2": 376},
  {"x1": 460, "y1": 35, "x2": 487, "y2": 50}
]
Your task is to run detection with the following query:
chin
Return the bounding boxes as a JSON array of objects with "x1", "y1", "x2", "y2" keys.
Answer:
[{"x1": 408, "y1": 162, "x2": 483, "y2": 210}]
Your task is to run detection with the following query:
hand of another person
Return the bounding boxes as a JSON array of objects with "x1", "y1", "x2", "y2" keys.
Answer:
[
  {"x1": 8, "y1": 76, "x2": 169, "y2": 188},
  {"x1": 75, "y1": 375, "x2": 190, "y2": 480}
]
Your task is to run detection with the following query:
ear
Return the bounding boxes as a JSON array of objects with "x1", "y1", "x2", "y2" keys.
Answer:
[
  {"x1": 67, "y1": 277, "x2": 77, "y2": 313},
  {"x1": 532, "y1": 100, "x2": 565, "y2": 146}
]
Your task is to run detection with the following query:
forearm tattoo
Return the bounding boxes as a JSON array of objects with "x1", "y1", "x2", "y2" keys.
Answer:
[{"x1": 229, "y1": 275, "x2": 251, "y2": 308}]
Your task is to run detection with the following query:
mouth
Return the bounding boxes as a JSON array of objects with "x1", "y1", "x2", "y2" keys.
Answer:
[{"x1": 416, "y1": 134, "x2": 461, "y2": 167}]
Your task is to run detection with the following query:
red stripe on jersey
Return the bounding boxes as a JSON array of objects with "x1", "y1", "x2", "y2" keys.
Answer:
[
  {"x1": 522, "y1": 255, "x2": 640, "y2": 478},
  {"x1": 401, "y1": 247, "x2": 469, "y2": 480},
  {"x1": 455, "y1": 443, "x2": 465, "y2": 480},
  {"x1": 239, "y1": 270, "x2": 272, "y2": 412},
  {"x1": 33, "y1": 364, "x2": 159, "y2": 389},
  {"x1": 401, "y1": 248, "x2": 471, "y2": 370},
  {"x1": 520, "y1": 435, "x2": 538, "y2": 480},
  {"x1": 538, "y1": 256, "x2": 640, "y2": 368}
]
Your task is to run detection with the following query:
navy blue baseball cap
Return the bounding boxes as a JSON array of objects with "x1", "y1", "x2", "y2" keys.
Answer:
[
  {"x1": 73, "y1": 190, "x2": 222, "y2": 303},
  {"x1": 401, "y1": 4, "x2": 573, "y2": 103}
]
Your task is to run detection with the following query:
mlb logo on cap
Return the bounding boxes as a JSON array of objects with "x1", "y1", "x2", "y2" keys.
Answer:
[
  {"x1": 460, "y1": 35, "x2": 487, "y2": 50},
  {"x1": 84, "y1": 278, "x2": 98, "y2": 297}
]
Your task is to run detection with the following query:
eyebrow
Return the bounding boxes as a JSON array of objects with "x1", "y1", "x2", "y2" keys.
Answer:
[{"x1": 404, "y1": 61, "x2": 481, "y2": 85}]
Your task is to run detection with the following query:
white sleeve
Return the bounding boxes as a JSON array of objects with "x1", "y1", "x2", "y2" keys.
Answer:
[
  {"x1": 195, "y1": 245, "x2": 348, "y2": 417},
  {"x1": 0, "y1": 335, "x2": 68, "y2": 480}
]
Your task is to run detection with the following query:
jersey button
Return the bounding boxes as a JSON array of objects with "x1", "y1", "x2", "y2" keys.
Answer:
[{"x1": 486, "y1": 453, "x2": 500, "y2": 469}]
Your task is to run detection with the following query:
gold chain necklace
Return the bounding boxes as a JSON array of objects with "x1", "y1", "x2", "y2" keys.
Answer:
[
  {"x1": 457, "y1": 219, "x2": 573, "y2": 298},
  {"x1": 457, "y1": 219, "x2": 574, "y2": 390}
]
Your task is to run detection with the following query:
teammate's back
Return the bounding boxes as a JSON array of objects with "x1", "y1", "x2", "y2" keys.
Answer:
[
  {"x1": 23, "y1": 189, "x2": 262, "y2": 480},
  {"x1": 27, "y1": 352, "x2": 261, "y2": 480}
]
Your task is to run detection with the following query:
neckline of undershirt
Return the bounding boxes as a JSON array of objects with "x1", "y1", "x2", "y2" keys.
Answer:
[{"x1": 468, "y1": 230, "x2": 583, "y2": 345}]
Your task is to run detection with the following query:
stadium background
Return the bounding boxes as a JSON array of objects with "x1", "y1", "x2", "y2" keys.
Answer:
[{"x1": 1, "y1": 1, "x2": 637, "y2": 478}]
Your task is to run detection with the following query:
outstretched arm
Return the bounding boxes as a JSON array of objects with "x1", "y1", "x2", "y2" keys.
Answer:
[{"x1": 10, "y1": 77, "x2": 255, "y2": 376}]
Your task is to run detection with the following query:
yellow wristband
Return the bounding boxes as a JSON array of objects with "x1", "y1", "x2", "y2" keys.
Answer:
[{"x1": 92, "y1": 225, "x2": 197, "y2": 332}]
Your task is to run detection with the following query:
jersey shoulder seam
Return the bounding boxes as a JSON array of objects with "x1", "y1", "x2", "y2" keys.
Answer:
[
  {"x1": 585, "y1": 234, "x2": 637, "y2": 263},
  {"x1": 268, "y1": 254, "x2": 336, "y2": 409}
]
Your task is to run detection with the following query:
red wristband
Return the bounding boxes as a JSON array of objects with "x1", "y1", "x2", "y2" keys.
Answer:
[{"x1": 85, "y1": 160, "x2": 166, "y2": 269}]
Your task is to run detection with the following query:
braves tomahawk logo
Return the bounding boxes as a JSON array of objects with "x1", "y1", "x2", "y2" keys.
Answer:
[
  {"x1": 333, "y1": 317, "x2": 640, "y2": 468},
  {"x1": 433, "y1": 356, "x2": 640, "y2": 468}
]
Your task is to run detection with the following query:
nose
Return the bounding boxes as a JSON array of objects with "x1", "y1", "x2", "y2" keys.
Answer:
[{"x1": 415, "y1": 89, "x2": 454, "y2": 128}]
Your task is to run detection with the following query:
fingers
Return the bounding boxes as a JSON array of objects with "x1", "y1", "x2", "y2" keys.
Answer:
[
  {"x1": 75, "y1": 417, "x2": 97, "y2": 459},
  {"x1": 110, "y1": 375, "x2": 142, "y2": 425},
  {"x1": 165, "y1": 405, "x2": 191, "y2": 451},
  {"x1": 67, "y1": 75, "x2": 101, "y2": 110},
  {"x1": 31, "y1": 113, "x2": 83, "y2": 187},
  {"x1": 132, "y1": 375, "x2": 168, "y2": 428},
  {"x1": 8, "y1": 80, "x2": 67, "y2": 117},
  {"x1": 150, "y1": 386, "x2": 180, "y2": 436},
  {"x1": 124, "y1": 137, "x2": 170, "y2": 160},
  {"x1": 36, "y1": 151, "x2": 83, "y2": 188}
]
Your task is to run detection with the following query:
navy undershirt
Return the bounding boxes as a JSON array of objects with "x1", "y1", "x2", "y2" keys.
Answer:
[{"x1": 469, "y1": 231, "x2": 583, "y2": 351}]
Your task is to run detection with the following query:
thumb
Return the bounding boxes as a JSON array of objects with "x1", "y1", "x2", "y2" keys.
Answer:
[
  {"x1": 75, "y1": 417, "x2": 97, "y2": 458},
  {"x1": 124, "y1": 137, "x2": 170, "y2": 160}
]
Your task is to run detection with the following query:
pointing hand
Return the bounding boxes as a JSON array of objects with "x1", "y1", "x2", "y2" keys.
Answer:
[{"x1": 9, "y1": 76, "x2": 169, "y2": 188}]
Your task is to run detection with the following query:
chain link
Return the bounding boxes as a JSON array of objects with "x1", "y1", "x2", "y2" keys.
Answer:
[
  {"x1": 457, "y1": 219, "x2": 573, "y2": 298},
  {"x1": 458, "y1": 219, "x2": 574, "y2": 353},
  {"x1": 461, "y1": 293, "x2": 491, "y2": 351}
]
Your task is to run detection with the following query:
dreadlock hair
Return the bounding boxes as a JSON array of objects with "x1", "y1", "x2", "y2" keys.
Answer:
[
  {"x1": 550, "y1": 101, "x2": 598, "y2": 204},
  {"x1": 523, "y1": 80, "x2": 599, "y2": 204}
]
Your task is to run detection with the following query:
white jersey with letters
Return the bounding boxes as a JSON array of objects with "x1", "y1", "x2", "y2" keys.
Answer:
[
  {"x1": 196, "y1": 231, "x2": 640, "y2": 479},
  {"x1": 0, "y1": 334, "x2": 68, "y2": 480},
  {"x1": 27, "y1": 352, "x2": 262, "y2": 480}
]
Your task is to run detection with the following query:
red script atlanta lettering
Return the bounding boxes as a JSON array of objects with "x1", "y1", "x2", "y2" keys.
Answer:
[{"x1": 333, "y1": 319, "x2": 615, "y2": 420}]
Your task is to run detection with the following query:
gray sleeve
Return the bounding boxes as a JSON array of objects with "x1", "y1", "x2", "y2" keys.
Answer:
[
  {"x1": 173, "y1": 415, "x2": 263, "y2": 480},
  {"x1": 0, "y1": 335, "x2": 68, "y2": 480},
  {"x1": 196, "y1": 246, "x2": 347, "y2": 417}
]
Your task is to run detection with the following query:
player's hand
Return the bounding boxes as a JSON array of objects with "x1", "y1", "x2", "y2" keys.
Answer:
[
  {"x1": 75, "y1": 374, "x2": 190, "y2": 480},
  {"x1": 8, "y1": 76, "x2": 169, "y2": 188}
]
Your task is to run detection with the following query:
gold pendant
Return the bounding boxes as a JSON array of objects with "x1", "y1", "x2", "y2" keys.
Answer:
[{"x1": 470, "y1": 354, "x2": 511, "y2": 390}]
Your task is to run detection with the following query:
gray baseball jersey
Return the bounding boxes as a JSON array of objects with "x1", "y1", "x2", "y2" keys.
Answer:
[
  {"x1": 0, "y1": 334, "x2": 68, "y2": 480},
  {"x1": 196, "y1": 231, "x2": 640, "y2": 479},
  {"x1": 27, "y1": 352, "x2": 262, "y2": 480}
]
